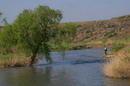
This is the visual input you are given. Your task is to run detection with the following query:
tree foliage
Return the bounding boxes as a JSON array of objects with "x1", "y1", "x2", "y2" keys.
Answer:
[
  {"x1": 0, "y1": 12, "x2": 2, "y2": 23},
  {"x1": 0, "y1": 24, "x2": 17, "y2": 48},
  {"x1": 61, "y1": 23, "x2": 76, "y2": 42},
  {"x1": 0, "y1": 5, "x2": 62, "y2": 66},
  {"x1": 0, "y1": 12, "x2": 2, "y2": 17},
  {"x1": 0, "y1": 6, "x2": 77, "y2": 67},
  {"x1": 56, "y1": 23, "x2": 76, "y2": 44}
]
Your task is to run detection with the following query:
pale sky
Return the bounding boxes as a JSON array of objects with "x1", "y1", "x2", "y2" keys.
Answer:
[{"x1": 0, "y1": 0, "x2": 130, "y2": 25}]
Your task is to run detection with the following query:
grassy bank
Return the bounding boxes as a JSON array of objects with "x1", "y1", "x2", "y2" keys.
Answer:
[
  {"x1": 0, "y1": 43, "x2": 91, "y2": 68},
  {"x1": 0, "y1": 54, "x2": 30, "y2": 68},
  {"x1": 103, "y1": 46, "x2": 130, "y2": 78}
]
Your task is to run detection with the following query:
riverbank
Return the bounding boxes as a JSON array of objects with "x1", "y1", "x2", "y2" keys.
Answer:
[
  {"x1": 103, "y1": 46, "x2": 130, "y2": 78},
  {"x1": 0, "y1": 54, "x2": 30, "y2": 68},
  {"x1": 0, "y1": 43, "x2": 91, "y2": 68},
  {"x1": 85, "y1": 41, "x2": 130, "y2": 79},
  {"x1": 51, "y1": 43, "x2": 91, "y2": 51},
  {"x1": 2, "y1": 48, "x2": 129, "y2": 86},
  {"x1": 1, "y1": 14, "x2": 130, "y2": 68}
]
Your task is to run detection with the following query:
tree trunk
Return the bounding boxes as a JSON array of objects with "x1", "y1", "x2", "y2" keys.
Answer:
[{"x1": 29, "y1": 53, "x2": 36, "y2": 67}]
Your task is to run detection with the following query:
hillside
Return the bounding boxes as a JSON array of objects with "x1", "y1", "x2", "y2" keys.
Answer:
[{"x1": 74, "y1": 15, "x2": 130, "y2": 43}]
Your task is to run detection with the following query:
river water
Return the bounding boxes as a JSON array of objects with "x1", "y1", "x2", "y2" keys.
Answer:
[{"x1": 0, "y1": 48, "x2": 130, "y2": 86}]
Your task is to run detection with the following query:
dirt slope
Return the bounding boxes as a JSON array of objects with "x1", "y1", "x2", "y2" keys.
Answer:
[{"x1": 74, "y1": 15, "x2": 130, "y2": 43}]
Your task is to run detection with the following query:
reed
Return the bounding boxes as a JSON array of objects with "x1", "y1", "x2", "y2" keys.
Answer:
[
  {"x1": 103, "y1": 47, "x2": 130, "y2": 78},
  {"x1": 0, "y1": 54, "x2": 30, "y2": 68}
]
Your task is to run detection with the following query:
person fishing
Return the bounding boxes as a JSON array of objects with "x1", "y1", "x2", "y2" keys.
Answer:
[{"x1": 104, "y1": 46, "x2": 107, "y2": 55}]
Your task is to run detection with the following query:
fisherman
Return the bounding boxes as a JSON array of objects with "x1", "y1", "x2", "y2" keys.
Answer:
[{"x1": 104, "y1": 46, "x2": 107, "y2": 55}]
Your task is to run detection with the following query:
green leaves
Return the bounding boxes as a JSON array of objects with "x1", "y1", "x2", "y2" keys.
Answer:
[
  {"x1": 0, "y1": 6, "x2": 76, "y2": 64},
  {"x1": 0, "y1": 12, "x2": 2, "y2": 23},
  {"x1": 0, "y1": 24, "x2": 17, "y2": 49},
  {"x1": 0, "y1": 5, "x2": 63, "y2": 64},
  {"x1": 56, "y1": 23, "x2": 76, "y2": 43},
  {"x1": 0, "y1": 12, "x2": 2, "y2": 17},
  {"x1": 12, "y1": 5, "x2": 62, "y2": 63}
]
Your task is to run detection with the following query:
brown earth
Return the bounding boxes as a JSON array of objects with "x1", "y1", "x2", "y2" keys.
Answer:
[{"x1": 73, "y1": 14, "x2": 130, "y2": 43}]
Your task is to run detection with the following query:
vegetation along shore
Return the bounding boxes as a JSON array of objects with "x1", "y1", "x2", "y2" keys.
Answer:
[
  {"x1": 1, "y1": 5, "x2": 130, "y2": 79},
  {"x1": 103, "y1": 46, "x2": 130, "y2": 78},
  {"x1": 0, "y1": 5, "x2": 77, "y2": 67}
]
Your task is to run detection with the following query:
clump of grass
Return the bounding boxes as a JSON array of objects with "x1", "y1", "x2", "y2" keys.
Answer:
[
  {"x1": 0, "y1": 54, "x2": 30, "y2": 68},
  {"x1": 103, "y1": 47, "x2": 130, "y2": 78},
  {"x1": 112, "y1": 45, "x2": 126, "y2": 52}
]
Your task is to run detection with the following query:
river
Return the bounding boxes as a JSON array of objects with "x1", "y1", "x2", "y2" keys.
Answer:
[{"x1": 0, "y1": 48, "x2": 130, "y2": 86}]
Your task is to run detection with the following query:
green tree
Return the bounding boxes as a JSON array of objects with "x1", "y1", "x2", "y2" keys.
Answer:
[
  {"x1": 56, "y1": 23, "x2": 76, "y2": 44},
  {"x1": 0, "y1": 12, "x2": 2, "y2": 17},
  {"x1": 62, "y1": 23, "x2": 76, "y2": 42},
  {"x1": 0, "y1": 12, "x2": 2, "y2": 23},
  {"x1": 0, "y1": 24, "x2": 17, "y2": 48},
  {"x1": 0, "y1": 12, "x2": 8, "y2": 25},
  {"x1": 12, "y1": 5, "x2": 62, "y2": 66}
]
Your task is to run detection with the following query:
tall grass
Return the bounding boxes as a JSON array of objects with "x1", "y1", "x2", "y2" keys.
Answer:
[
  {"x1": 0, "y1": 54, "x2": 30, "y2": 68},
  {"x1": 103, "y1": 47, "x2": 130, "y2": 78}
]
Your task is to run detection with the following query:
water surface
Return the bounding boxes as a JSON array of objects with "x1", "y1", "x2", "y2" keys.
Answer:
[{"x1": 0, "y1": 48, "x2": 130, "y2": 86}]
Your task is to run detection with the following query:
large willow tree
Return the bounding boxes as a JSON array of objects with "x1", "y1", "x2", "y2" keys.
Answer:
[{"x1": 12, "y1": 5, "x2": 62, "y2": 66}]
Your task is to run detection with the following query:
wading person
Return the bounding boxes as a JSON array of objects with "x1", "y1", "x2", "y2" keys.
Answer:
[{"x1": 104, "y1": 46, "x2": 107, "y2": 55}]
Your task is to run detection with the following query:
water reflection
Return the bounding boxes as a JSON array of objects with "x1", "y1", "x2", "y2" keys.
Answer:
[
  {"x1": 1, "y1": 67, "x2": 52, "y2": 86},
  {"x1": 105, "y1": 77, "x2": 130, "y2": 86},
  {"x1": 0, "y1": 66, "x2": 77, "y2": 86}
]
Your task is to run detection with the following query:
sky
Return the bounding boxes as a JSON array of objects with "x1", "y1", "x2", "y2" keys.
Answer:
[{"x1": 0, "y1": 0, "x2": 130, "y2": 25}]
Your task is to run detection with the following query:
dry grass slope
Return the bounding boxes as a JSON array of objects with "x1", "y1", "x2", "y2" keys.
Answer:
[{"x1": 73, "y1": 14, "x2": 130, "y2": 43}]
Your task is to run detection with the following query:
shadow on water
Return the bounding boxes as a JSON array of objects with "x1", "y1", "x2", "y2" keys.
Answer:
[
  {"x1": 0, "y1": 66, "x2": 78, "y2": 86},
  {"x1": 37, "y1": 59, "x2": 106, "y2": 66},
  {"x1": 104, "y1": 77, "x2": 130, "y2": 86},
  {"x1": 0, "y1": 48, "x2": 130, "y2": 86}
]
